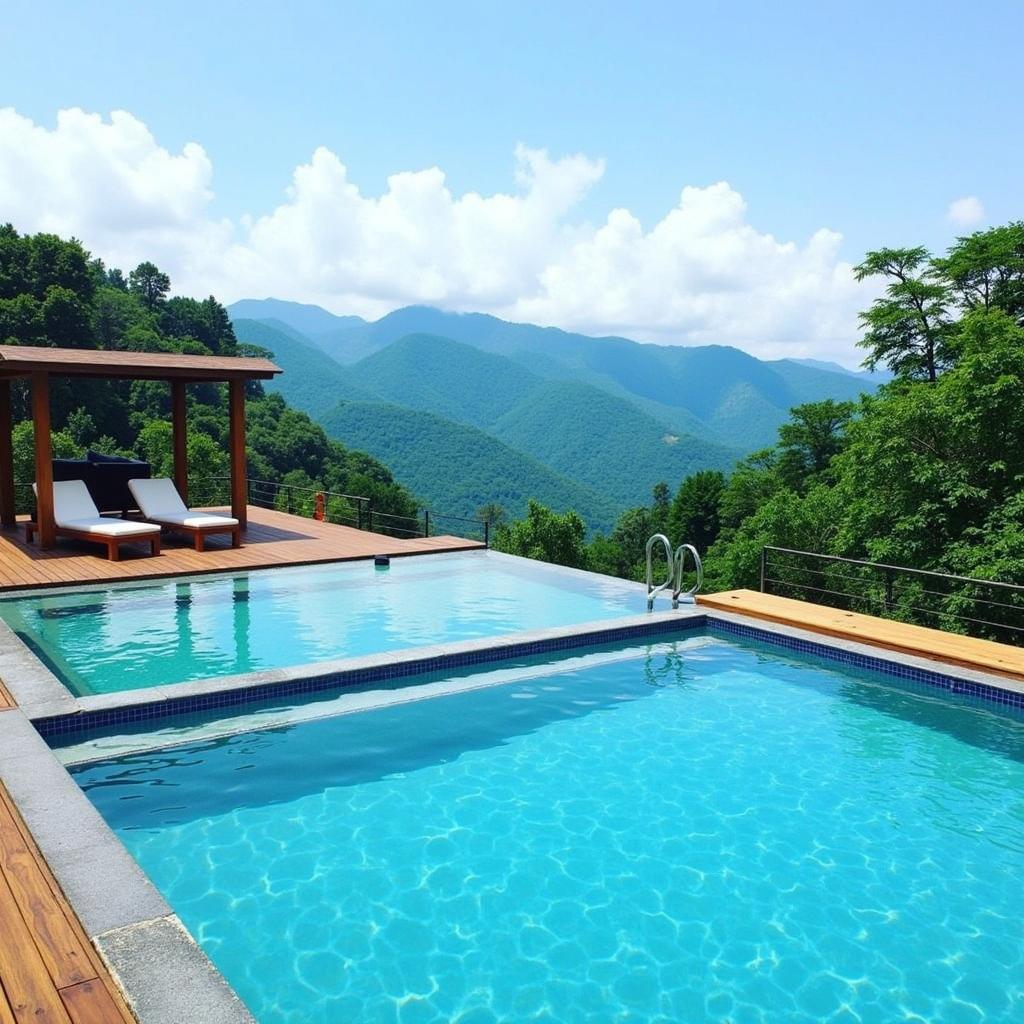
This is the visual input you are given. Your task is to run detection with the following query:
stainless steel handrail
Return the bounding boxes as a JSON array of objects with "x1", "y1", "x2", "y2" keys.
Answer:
[
  {"x1": 673, "y1": 544, "x2": 703, "y2": 607},
  {"x1": 645, "y1": 534, "x2": 675, "y2": 611}
]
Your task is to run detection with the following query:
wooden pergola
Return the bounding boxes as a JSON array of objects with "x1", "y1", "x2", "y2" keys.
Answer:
[{"x1": 0, "y1": 345, "x2": 281, "y2": 548}]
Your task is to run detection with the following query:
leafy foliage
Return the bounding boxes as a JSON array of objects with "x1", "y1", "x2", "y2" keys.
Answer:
[
  {"x1": 492, "y1": 500, "x2": 588, "y2": 569},
  {"x1": 0, "y1": 226, "x2": 417, "y2": 521}
]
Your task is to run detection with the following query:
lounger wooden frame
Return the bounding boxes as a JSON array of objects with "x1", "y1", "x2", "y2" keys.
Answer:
[
  {"x1": 24, "y1": 521, "x2": 160, "y2": 560},
  {"x1": 152, "y1": 519, "x2": 242, "y2": 551}
]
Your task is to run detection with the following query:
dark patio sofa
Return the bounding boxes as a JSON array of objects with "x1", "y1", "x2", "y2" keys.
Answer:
[{"x1": 50, "y1": 451, "x2": 152, "y2": 517}]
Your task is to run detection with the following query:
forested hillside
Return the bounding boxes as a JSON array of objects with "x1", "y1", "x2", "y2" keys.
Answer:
[
  {"x1": 492, "y1": 223, "x2": 1024, "y2": 632},
  {"x1": 0, "y1": 226, "x2": 418, "y2": 521},
  {"x1": 233, "y1": 318, "x2": 375, "y2": 419},
  {"x1": 232, "y1": 306, "x2": 869, "y2": 519},
  {"x1": 319, "y1": 401, "x2": 619, "y2": 530}
]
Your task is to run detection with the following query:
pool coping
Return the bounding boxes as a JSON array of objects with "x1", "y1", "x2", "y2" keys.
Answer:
[
  {"x1": 4, "y1": 596, "x2": 1024, "y2": 1021},
  {"x1": 28, "y1": 610, "x2": 704, "y2": 734}
]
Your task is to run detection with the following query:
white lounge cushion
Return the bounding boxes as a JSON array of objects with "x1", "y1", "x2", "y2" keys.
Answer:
[
  {"x1": 146, "y1": 511, "x2": 238, "y2": 529},
  {"x1": 34, "y1": 480, "x2": 159, "y2": 536},
  {"x1": 36, "y1": 479, "x2": 100, "y2": 524},
  {"x1": 128, "y1": 477, "x2": 188, "y2": 517},
  {"x1": 128, "y1": 478, "x2": 237, "y2": 528},
  {"x1": 59, "y1": 517, "x2": 159, "y2": 538}
]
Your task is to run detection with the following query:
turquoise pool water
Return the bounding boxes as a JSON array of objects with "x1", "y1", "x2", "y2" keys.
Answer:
[
  {"x1": 73, "y1": 636, "x2": 1024, "y2": 1023},
  {"x1": 0, "y1": 552, "x2": 641, "y2": 695}
]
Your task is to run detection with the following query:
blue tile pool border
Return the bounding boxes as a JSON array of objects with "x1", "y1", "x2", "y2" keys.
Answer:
[
  {"x1": 33, "y1": 615, "x2": 704, "y2": 740},
  {"x1": 29, "y1": 609, "x2": 1024, "y2": 744},
  {"x1": 708, "y1": 616, "x2": 1024, "y2": 711}
]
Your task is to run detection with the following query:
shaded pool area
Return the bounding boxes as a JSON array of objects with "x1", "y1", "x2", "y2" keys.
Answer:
[{"x1": 72, "y1": 636, "x2": 1024, "y2": 1023}]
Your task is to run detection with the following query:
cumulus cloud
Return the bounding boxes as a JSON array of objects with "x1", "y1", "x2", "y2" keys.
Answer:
[
  {"x1": 0, "y1": 107, "x2": 873, "y2": 361},
  {"x1": 946, "y1": 195, "x2": 986, "y2": 228}
]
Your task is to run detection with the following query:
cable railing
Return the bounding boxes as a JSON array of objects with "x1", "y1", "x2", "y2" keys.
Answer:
[
  {"x1": 14, "y1": 476, "x2": 491, "y2": 545},
  {"x1": 193, "y1": 476, "x2": 491, "y2": 545},
  {"x1": 760, "y1": 546, "x2": 1024, "y2": 644}
]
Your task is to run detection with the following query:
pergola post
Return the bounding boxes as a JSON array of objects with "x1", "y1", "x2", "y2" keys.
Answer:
[
  {"x1": 171, "y1": 380, "x2": 188, "y2": 505},
  {"x1": 0, "y1": 380, "x2": 15, "y2": 528},
  {"x1": 228, "y1": 378, "x2": 247, "y2": 529},
  {"x1": 31, "y1": 372, "x2": 55, "y2": 548}
]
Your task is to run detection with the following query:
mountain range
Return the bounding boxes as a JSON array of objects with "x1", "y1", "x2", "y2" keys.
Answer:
[{"x1": 230, "y1": 299, "x2": 877, "y2": 531}]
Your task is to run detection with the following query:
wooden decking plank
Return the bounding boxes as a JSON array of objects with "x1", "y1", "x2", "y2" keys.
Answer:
[
  {"x1": 0, "y1": 788, "x2": 135, "y2": 1023},
  {"x1": 0, "y1": 802, "x2": 95, "y2": 990},
  {"x1": 0, "y1": 869, "x2": 73, "y2": 1023},
  {"x1": 699, "y1": 589, "x2": 1024, "y2": 680},
  {"x1": 59, "y1": 981, "x2": 127, "y2": 1024},
  {"x1": 0, "y1": 987, "x2": 16, "y2": 1024}
]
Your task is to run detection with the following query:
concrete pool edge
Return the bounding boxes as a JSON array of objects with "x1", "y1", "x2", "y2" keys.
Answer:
[
  {"x1": 0, "y1": 616, "x2": 78, "y2": 718},
  {"x1": 30, "y1": 609, "x2": 704, "y2": 736},
  {"x1": 0, "y1": 709, "x2": 255, "y2": 1024},
  {"x1": 17, "y1": 604, "x2": 1024, "y2": 741}
]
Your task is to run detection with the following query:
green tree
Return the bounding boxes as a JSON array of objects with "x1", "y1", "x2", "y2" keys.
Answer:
[
  {"x1": 66, "y1": 408, "x2": 96, "y2": 448},
  {"x1": 776, "y1": 400, "x2": 856, "y2": 489},
  {"x1": 106, "y1": 267, "x2": 129, "y2": 291},
  {"x1": 704, "y1": 485, "x2": 842, "y2": 592},
  {"x1": 494, "y1": 500, "x2": 589, "y2": 569},
  {"x1": 128, "y1": 261, "x2": 171, "y2": 309},
  {"x1": 668, "y1": 470, "x2": 726, "y2": 551},
  {"x1": 936, "y1": 222, "x2": 1024, "y2": 319},
  {"x1": 717, "y1": 448, "x2": 783, "y2": 531},
  {"x1": 650, "y1": 481, "x2": 671, "y2": 536},
  {"x1": 854, "y1": 247, "x2": 952, "y2": 382},
  {"x1": 0, "y1": 293, "x2": 42, "y2": 345},
  {"x1": 41, "y1": 285, "x2": 94, "y2": 347}
]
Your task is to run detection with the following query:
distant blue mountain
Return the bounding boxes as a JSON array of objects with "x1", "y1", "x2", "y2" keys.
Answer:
[
  {"x1": 277, "y1": 304, "x2": 873, "y2": 451},
  {"x1": 787, "y1": 357, "x2": 892, "y2": 383},
  {"x1": 227, "y1": 298, "x2": 365, "y2": 339}
]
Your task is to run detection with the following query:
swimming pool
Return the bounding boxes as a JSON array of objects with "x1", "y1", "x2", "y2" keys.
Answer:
[
  {"x1": 72, "y1": 634, "x2": 1024, "y2": 1023},
  {"x1": 0, "y1": 551, "x2": 643, "y2": 695}
]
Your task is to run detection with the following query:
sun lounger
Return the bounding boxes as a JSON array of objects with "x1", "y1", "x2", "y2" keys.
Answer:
[
  {"x1": 128, "y1": 478, "x2": 241, "y2": 551},
  {"x1": 27, "y1": 481, "x2": 160, "y2": 560}
]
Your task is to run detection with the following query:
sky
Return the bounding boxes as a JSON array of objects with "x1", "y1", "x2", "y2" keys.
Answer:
[{"x1": 1, "y1": 1, "x2": 1020, "y2": 366}]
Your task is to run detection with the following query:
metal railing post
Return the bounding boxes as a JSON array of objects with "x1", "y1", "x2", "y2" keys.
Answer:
[
  {"x1": 484, "y1": 520, "x2": 490, "y2": 548},
  {"x1": 760, "y1": 546, "x2": 767, "y2": 593},
  {"x1": 423, "y1": 510, "x2": 430, "y2": 538}
]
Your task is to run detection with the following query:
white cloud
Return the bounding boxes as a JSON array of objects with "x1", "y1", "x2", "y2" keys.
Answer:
[
  {"x1": 946, "y1": 195, "x2": 986, "y2": 228},
  {"x1": 0, "y1": 107, "x2": 874, "y2": 362}
]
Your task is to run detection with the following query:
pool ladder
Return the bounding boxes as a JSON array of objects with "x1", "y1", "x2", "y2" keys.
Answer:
[{"x1": 645, "y1": 534, "x2": 703, "y2": 611}]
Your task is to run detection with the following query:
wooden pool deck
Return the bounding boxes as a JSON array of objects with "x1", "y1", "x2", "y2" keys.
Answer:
[
  {"x1": 699, "y1": 588, "x2": 1024, "y2": 681},
  {"x1": 0, "y1": 505, "x2": 484, "y2": 591},
  {"x1": 0, "y1": 776, "x2": 136, "y2": 1023}
]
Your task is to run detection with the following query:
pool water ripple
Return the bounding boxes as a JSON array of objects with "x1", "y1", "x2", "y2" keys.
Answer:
[{"x1": 75, "y1": 639, "x2": 1024, "y2": 1023}]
